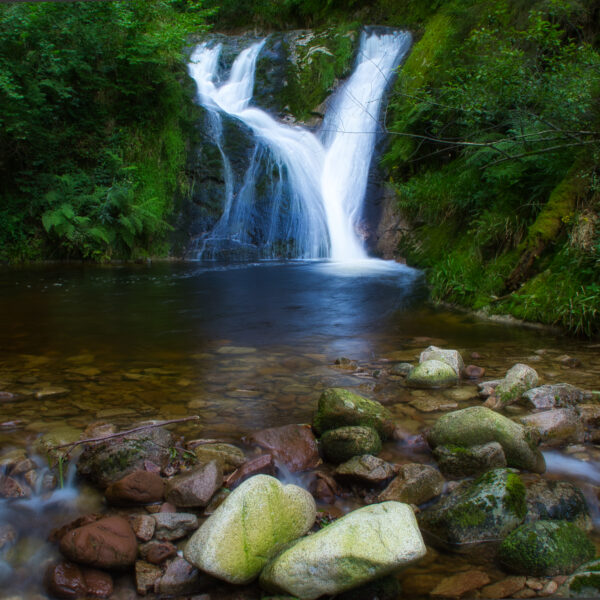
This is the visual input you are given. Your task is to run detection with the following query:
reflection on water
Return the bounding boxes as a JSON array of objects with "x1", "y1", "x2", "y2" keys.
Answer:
[{"x1": 0, "y1": 261, "x2": 599, "y2": 598}]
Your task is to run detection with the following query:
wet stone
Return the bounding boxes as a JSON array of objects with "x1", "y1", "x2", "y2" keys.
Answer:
[
  {"x1": 480, "y1": 576, "x2": 526, "y2": 599},
  {"x1": 156, "y1": 557, "x2": 211, "y2": 596},
  {"x1": 409, "y1": 397, "x2": 458, "y2": 413},
  {"x1": 105, "y1": 471, "x2": 165, "y2": 505},
  {"x1": 135, "y1": 560, "x2": 162, "y2": 596},
  {"x1": 430, "y1": 570, "x2": 491, "y2": 598},
  {"x1": 45, "y1": 561, "x2": 86, "y2": 600},
  {"x1": 129, "y1": 515, "x2": 156, "y2": 542},
  {"x1": 225, "y1": 454, "x2": 276, "y2": 489},
  {"x1": 334, "y1": 454, "x2": 395, "y2": 486},
  {"x1": 139, "y1": 541, "x2": 177, "y2": 565},
  {"x1": 152, "y1": 513, "x2": 198, "y2": 541},
  {"x1": 82, "y1": 568, "x2": 113, "y2": 598}
]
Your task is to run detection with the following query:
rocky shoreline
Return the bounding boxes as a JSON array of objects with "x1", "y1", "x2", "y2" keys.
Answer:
[{"x1": 1, "y1": 346, "x2": 599, "y2": 599}]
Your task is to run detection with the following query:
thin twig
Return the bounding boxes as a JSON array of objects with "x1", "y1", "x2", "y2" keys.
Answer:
[{"x1": 53, "y1": 416, "x2": 201, "y2": 452}]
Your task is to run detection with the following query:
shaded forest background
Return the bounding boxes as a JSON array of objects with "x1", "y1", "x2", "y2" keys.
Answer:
[{"x1": 0, "y1": 0, "x2": 598, "y2": 336}]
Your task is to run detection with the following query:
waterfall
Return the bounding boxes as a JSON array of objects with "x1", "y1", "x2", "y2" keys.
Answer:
[{"x1": 188, "y1": 30, "x2": 412, "y2": 261}]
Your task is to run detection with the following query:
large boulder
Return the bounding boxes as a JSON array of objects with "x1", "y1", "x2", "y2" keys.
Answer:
[
  {"x1": 518, "y1": 408, "x2": 584, "y2": 447},
  {"x1": 59, "y1": 516, "x2": 138, "y2": 569},
  {"x1": 522, "y1": 384, "x2": 591, "y2": 410},
  {"x1": 427, "y1": 406, "x2": 545, "y2": 474},
  {"x1": 259, "y1": 502, "x2": 426, "y2": 600},
  {"x1": 498, "y1": 521, "x2": 595, "y2": 576},
  {"x1": 312, "y1": 388, "x2": 394, "y2": 439},
  {"x1": 164, "y1": 460, "x2": 222, "y2": 508},
  {"x1": 406, "y1": 360, "x2": 458, "y2": 389},
  {"x1": 184, "y1": 474, "x2": 315, "y2": 584},
  {"x1": 419, "y1": 468, "x2": 526, "y2": 551},
  {"x1": 492, "y1": 364, "x2": 539, "y2": 408},
  {"x1": 245, "y1": 424, "x2": 321, "y2": 472},
  {"x1": 525, "y1": 479, "x2": 592, "y2": 532},
  {"x1": 419, "y1": 346, "x2": 464, "y2": 377},
  {"x1": 377, "y1": 463, "x2": 444, "y2": 505},
  {"x1": 77, "y1": 427, "x2": 173, "y2": 487},
  {"x1": 320, "y1": 426, "x2": 382, "y2": 464}
]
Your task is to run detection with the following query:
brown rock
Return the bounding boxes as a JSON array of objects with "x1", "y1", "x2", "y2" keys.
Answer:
[
  {"x1": 45, "y1": 561, "x2": 87, "y2": 600},
  {"x1": 481, "y1": 576, "x2": 526, "y2": 599},
  {"x1": 377, "y1": 463, "x2": 444, "y2": 505},
  {"x1": 156, "y1": 557, "x2": 210, "y2": 595},
  {"x1": 9, "y1": 458, "x2": 36, "y2": 476},
  {"x1": 308, "y1": 471, "x2": 340, "y2": 504},
  {"x1": 135, "y1": 560, "x2": 162, "y2": 595},
  {"x1": 541, "y1": 580, "x2": 558, "y2": 596},
  {"x1": 463, "y1": 365, "x2": 485, "y2": 379},
  {"x1": 105, "y1": 471, "x2": 164, "y2": 505},
  {"x1": 49, "y1": 515, "x2": 102, "y2": 543},
  {"x1": 164, "y1": 460, "x2": 222, "y2": 508},
  {"x1": 224, "y1": 454, "x2": 275, "y2": 489},
  {"x1": 139, "y1": 541, "x2": 177, "y2": 565},
  {"x1": 159, "y1": 502, "x2": 177, "y2": 513},
  {"x1": 0, "y1": 524, "x2": 16, "y2": 551},
  {"x1": 245, "y1": 424, "x2": 321, "y2": 473},
  {"x1": 82, "y1": 568, "x2": 113, "y2": 598},
  {"x1": 512, "y1": 588, "x2": 537, "y2": 599},
  {"x1": 59, "y1": 516, "x2": 138, "y2": 569},
  {"x1": 129, "y1": 515, "x2": 155, "y2": 542},
  {"x1": 152, "y1": 513, "x2": 198, "y2": 541},
  {"x1": 0, "y1": 475, "x2": 31, "y2": 498},
  {"x1": 430, "y1": 570, "x2": 491, "y2": 598}
]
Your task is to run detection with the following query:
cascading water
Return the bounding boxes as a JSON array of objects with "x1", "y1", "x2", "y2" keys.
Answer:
[{"x1": 188, "y1": 30, "x2": 412, "y2": 261}]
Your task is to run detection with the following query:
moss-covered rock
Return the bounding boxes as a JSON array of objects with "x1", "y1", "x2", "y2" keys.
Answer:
[
  {"x1": 419, "y1": 468, "x2": 527, "y2": 551},
  {"x1": 321, "y1": 426, "x2": 382, "y2": 464},
  {"x1": 560, "y1": 558, "x2": 600, "y2": 597},
  {"x1": 493, "y1": 363, "x2": 539, "y2": 408},
  {"x1": 376, "y1": 463, "x2": 444, "y2": 506},
  {"x1": 498, "y1": 520, "x2": 595, "y2": 576},
  {"x1": 406, "y1": 359, "x2": 458, "y2": 388},
  {"x1": 427, "y1": 406, "x2": 545, "y2": 473},
  {"x1": 433, "y1": 441, "x2": 507, "y2": 478},
  {"x1": 419, "y1": 346, "x2": 464, "y2": 377},
  {"x1": 183, "y1": 474, "x2": 315, "y2": 584},
  {"x1": 313, "y1": 388, "x2": 394, "y2": 439},
  {"x1": 259, "y1": 502, "x2": 426, "y2": 599}
]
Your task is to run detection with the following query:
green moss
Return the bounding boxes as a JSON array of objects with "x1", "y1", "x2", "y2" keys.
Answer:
[
  {"x1": 570, "y1": 572, "x2": 600, "y2": 594},
  {"x1": 504, "y1": 472, "x2": 527, "y2": 520}
]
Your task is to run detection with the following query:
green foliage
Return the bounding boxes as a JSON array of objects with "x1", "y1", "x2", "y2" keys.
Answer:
[{"x1": 0, "y1": 0, "x2": 209, "y2": 261}]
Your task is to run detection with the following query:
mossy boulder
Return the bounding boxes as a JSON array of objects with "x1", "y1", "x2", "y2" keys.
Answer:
[
  {"x1": 419, "y1": 346, "x2": 464, "y2": 377},
  {"x1": 525, "y1": 480, "x2": 592, "y2": 532},
  {"x1": 493, "y1": 364, "x2": 539, "y2": 408},
  {"x1": 427, "y1": 406, "x2": 545, "y2": 474},
  {"x1": 192, "y1": 442, "x2": 246, "y2": 474},
  {"x1": 377, "y1": 463, "x2": 444, "y2": 506},
  {"x1": 433, "y1": 441, "x2": 507, "y2": 478},
  {"x1": 406, "y1": 360, "x2": 458, "y2": 389},
  {"x1": 183, "y1": 474, "x2": 315, "y2": 584},
  {"x1": 313, "y1": 388, "x2": 394, "y2": 439},
  {"x1": 259, "y1": 502, "x2": 426, "y2": 599},
  {"x1": 77, "y1": 427, "x2": 173, "y2": 487},
  {"x1": 321, "y1": 426, "x2": 382, "y2": 464},
  {"x1": 560, "y1": 559, "x2": 600, "y2": 597},
  {"x1": 419, "y1": 468, "x2": 527, "y2": 551},
  {"x1": 498, "y1": 520, "x2": 595, "y2": 576}
]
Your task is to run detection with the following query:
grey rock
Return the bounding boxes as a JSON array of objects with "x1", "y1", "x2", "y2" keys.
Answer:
[{"x1": 152, "y1": 513, "x2": 198, "y2": 541}]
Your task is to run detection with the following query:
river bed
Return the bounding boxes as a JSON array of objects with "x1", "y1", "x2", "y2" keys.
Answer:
[{"x1": 0, "y1": 260, "x2": 599, "y2": 599}]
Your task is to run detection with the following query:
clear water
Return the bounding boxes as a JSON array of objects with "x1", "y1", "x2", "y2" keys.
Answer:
[{"x1": 0, "y1": 261, "x2": 599, "y2": 598}]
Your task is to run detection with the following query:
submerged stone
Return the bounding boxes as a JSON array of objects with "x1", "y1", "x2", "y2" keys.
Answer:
[
  {"x1": 313, "y1": 388, "x2": 394, "y2": 439},
  {"x1": 259, "y1": 502, "x2": 426, "y2": 600},
  {"x1": 184, "y1": 474, "x2": 315, "y2": 584},
  {"x1": 498, "y1": 520, "x2": 595, "y2": 576}
]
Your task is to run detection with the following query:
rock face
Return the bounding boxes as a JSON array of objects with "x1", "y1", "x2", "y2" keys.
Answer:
[
  {"x1": 312, "y1": 388, "x2": 394, "y2": 439},
  {"x1": 419, "y1": 468, "x2": 526, "y2": 551},
  {"x1": 259, "y1": 502, "x2": 426, "y2": 600},
  {"x1": 77, "y1": 428, "x2": 173, "y2": 487},
  {"x1": 498, "y1": 520, "x2": 595, "y2": 576},
  {"x1": 522, "y1": 383, "x2": 591, "y2": 409},
  {"x1": 104, "y1": 471, "x2": 165, "y2": 505},
  {"x1": 59, "y1": 516, "x2": 138, "y2": 569},
  {"x1": 164, "y1": 460, "x2": 222, "y2": 508},
  {"x1": 320, "y1": 426, "x2": 382, "y2": 464},
  {"x1": 493, "y1": 363, "x2": 539, "y2": 408},
  {"x1": 518, "y1": 408, "x2": 584, "y2": 447},
  {"x1": 245, "y1": 424, "x2": 321, "y2": 472},
  {"x1": 419, "y1": 346, "x2": 464, "y2": 377},
  {"x1": 433, "y1": 441, "x2": 507, "y2": 478},
  {"x1": 525, "y1": 480, "x2": 592, "y2": 532},
  {"x1": 427, "y1": 406, "x2": 545, "y2": 474},
  {"x1": 406, "y1": 360, "x2": 458, "y2": 388},
  {"x1": 377, "y1": 463, "x2": 444, "y2": 505},
  {"x1": 184, "y1": 474, "x2": 316, "y2": 584}
]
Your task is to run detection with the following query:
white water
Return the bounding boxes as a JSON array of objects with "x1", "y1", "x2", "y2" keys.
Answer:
[{"x1": 188, "y1": 30, "x2": 412, "y2": 261}]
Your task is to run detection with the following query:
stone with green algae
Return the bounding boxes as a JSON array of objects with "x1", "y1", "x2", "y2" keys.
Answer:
[
  {"x1": 259, "y1": 502, "x2": 426, "y2": 600},
  {"x1": 406, "y1": 360, "x2": 458, "y2": 389},
  {"x1": 559, "y1": 558, "x2": 600, "y2": 597},
  {"x1": 320, "y1": 426, "x2": 382, "y2": 464},
  {"x1": 312, "y1": 388, "x2": 394, "y2": 439},
  {"x1": 183, "y1": 474, "x2": 315, "y2": 585},
  {"x1": 498, "y1": 520, "x2": 595, "y2": 576}
]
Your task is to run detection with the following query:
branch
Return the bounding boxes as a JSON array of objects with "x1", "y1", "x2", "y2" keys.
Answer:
[{"x1": 52, "y1": 416, "x2": 201, "y2": 453}]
